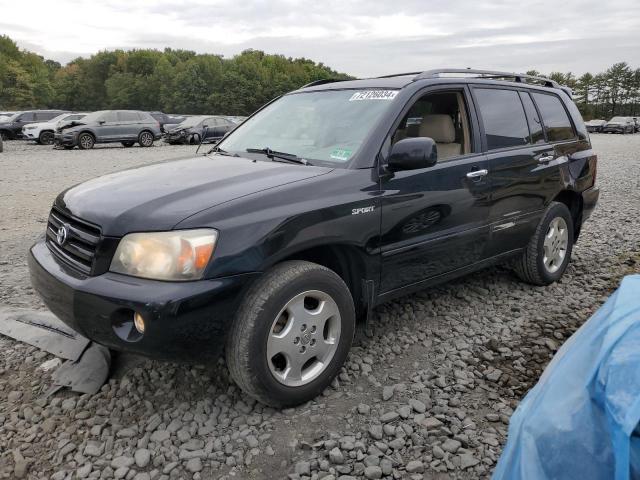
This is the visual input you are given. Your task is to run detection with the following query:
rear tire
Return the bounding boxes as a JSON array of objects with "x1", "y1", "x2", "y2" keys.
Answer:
[
  {"x1": 138, "y1": 131, "x2": 154, "y2": 147},
  {"x1": 78, "y1": 133, "x2": 95, "y2": 150},
  {"x1": 39, "y1": 131, "x2": 55, "y2": 145},
  {"x1": 226, "y1": 261, "x2": 355, "y2": 407},
  {"x1": 514, "y1": 202, "x2": 574, "y2": 286}
]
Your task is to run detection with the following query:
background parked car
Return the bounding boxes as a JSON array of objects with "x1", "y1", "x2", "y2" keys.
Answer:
[
  {"x1": 54, "y1": 110, "x2": 162, "y2": 149},
  {"x1": 225, "y1": 116, "x2": 248, "y2": 125},
  {"x1": 632, "y1": 117, "x2": 640, "y2": 132},
  {"x1": 22, "y1": 113, "x2": 87, "y2": 144},
  {"x1": 0, "y1": 110, "x2": 66, "y2": 140},
  {"x1": 585, "y1": 119, "x2": 607, "y2": 133},
  {"x1": 148, "y1": 111, "x2": 186, "y2": 133},
  {"x1": 602, "y1": 116, "x2": 635, "y2": 134},
  {"x1": 164, "y1": 115, "x2": 235, "y2": 145}
]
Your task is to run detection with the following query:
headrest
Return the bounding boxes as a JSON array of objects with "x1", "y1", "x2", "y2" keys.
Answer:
[{"x1": 419, "y1": 114, "x2": 455, "y2": 143}]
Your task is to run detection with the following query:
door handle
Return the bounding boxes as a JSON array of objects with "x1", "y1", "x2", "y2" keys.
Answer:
[
  {"x1": 537, "y1": 154, "x2": 554, "y2": 163},
  {"x1": 466, "y1": 169, "x2": 488, "y2": 179}
]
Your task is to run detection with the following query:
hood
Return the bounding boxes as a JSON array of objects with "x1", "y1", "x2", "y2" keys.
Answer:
[{"x1": 57, "y1": 155, "x2": 332, "y2": 236}]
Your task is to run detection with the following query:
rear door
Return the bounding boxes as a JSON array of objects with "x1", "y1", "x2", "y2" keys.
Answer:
[
  {"x1": 473, "y1": 87, "x2": 577, "y2": 256},
  {"x1": 379, "y1": 86, "x2": 491, "y2": 294},
  {"x1": 116, "y1": 111, "x2": 141, "y2": 140}
]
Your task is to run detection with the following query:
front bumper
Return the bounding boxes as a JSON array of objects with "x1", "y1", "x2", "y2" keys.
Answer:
[
  {"x1": 164, "y1": 132, "x2": 188, "y2": 144},
  {"x1": 602, "y1": 126, "x2": 624, "y2": 133},
  {"x1": 22, "y1": 130, "x2": 38, "y2": 140},
  {"x1": 29, "y1": 240, "x2": 258, "y2": 361},
  {"x1": 581, "y1": 186, "x2": 599, "y2": 223},
  {"x1": 54, "y1": 132, "x2": 77, "y2": 147}
]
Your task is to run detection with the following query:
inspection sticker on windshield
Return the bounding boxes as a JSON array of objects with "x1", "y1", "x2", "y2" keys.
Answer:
[
  {"x1": 330, "y1": 148, "x2": 352, "y2": 161},
  {"x1": 349, "y1": 90, "x2": 398, "y2": 101}
]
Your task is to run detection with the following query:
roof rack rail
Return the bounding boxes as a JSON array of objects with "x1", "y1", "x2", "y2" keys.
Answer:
[
  {"x1": 301, "y1": 79, "x2": 346, "y2": 88},
  {"x1": 413, "y1": 69, "x2": 560, "y2": 88},
  {"x1": 375, "y1": 72, "x2": 424, "y2": 79}
]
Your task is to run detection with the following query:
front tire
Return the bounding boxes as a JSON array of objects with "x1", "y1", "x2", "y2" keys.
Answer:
[
  {"x1": 514, "y1": 201, "x2": 574, "y2": 286},
  {"x1": 226, "y1": 261, "x2": 355, "y2": 407},
  {"x1": 138, "y1": 131, "x2": 154, "y2": 147},
  {"x1": 39, "y1": 131, "x2": 55, "y2": 145},
  {"x1": 78, "y1": 133, "x2": 95, "y2": 150}
]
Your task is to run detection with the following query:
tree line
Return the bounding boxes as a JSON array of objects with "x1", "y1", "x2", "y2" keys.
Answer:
[
  {"x1": 1, "y1": 35, "x2": 638, "y2": 119},
  {"x1": 0, "y1": 35, "x2": 350, "y2": 115},
  {"x1": 528, "y1": 63, "x2": 640, "y2": 119}
]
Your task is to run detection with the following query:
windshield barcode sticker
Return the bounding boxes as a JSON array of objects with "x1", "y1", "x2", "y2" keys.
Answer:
[{"x1": 349, "y1": 90, "x2": 398, "y2": 101}]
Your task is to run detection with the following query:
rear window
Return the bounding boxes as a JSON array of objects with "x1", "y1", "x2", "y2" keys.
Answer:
[
  {"x1": 532, "y1": 93, "x2": 575, "y2": 142},
  {"x1": 474, "y1": 88, "x2": 530, "y2": 150}
]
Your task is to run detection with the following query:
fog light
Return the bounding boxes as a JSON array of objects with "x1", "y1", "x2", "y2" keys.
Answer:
[{"x1": 133, "y1": 312, "x2": 146, "y2": 334}]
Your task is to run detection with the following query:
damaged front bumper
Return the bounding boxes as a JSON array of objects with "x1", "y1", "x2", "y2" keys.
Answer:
[{"x1": 29, "y1": 240, "x2": 258, "y2": 362}]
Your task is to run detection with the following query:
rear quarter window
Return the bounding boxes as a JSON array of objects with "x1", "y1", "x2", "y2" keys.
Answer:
[
  {"x1": 474, "y1": 88, "x2": 530, "y2": 150},
  {"x1": 532, "y1": 92, "x2": 576, "y2": 142}
]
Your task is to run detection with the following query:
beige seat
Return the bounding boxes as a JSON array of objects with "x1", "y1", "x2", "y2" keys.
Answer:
[{"x1": 419, "y1": 114, "x2": 461, "y2": 160}]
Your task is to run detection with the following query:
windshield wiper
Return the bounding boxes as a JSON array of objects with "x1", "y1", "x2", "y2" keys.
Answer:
[
  {"x1": 207, "y1": 145, "x2": 239, "y2": 156},
  {"x1": 246, "y1": 147, "x2": 311, "y2": 165}
]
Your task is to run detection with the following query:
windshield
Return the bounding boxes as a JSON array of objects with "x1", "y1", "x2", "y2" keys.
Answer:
[
  {"x1": 178, "y1": 116, "x2": 207, "y2": 128},
  {"x1": 609, "y1": 117, "x2": 626, "y2": 123},
  {"x1": 49, "y1": 113, "x2": 71, "y2": 123},
  {"x1": 218, "y1": 89, "x2": 399, "y2": 165}
]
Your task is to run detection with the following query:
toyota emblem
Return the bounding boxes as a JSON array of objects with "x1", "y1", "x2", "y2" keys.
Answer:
[{"x1": 56, "y1": 225, "x2": 69, "y2": 246}]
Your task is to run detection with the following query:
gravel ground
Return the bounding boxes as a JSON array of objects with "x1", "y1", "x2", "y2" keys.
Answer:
[{"x1": 0, "y1": 135, "x2": 639, "y2": 480}]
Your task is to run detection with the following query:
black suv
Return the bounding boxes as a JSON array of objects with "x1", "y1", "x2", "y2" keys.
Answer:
[
  {"x1": 0, "y1": 110, "x2": 66, "y2": 140},
  {"x1": 29, "y1": 69, "x2": 599, "y2": 407},
  {"x1": 54, "y1": 110, "x2": 162, "y2": 149}
]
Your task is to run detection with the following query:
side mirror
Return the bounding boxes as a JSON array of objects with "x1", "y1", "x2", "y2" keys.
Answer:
[
  {"x1": 387, "y1": 137, "x2": 437, "y2": 172},
  {"x1": 99, "y1": 120, "x2": 105, "y2": 125}
]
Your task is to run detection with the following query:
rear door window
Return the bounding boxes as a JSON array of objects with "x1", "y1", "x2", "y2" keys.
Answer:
[
  {"x1": 531, "y1": 93, "x2": 575, "y2": 142},
  {"x1": 519, "y1": 92, "x2": 545, "y2": 144},
  {"x1": 474, "y1": 88, "x2": 530, "y2": 150},
  {"x1": 118, "y1": 111, "x2": 140, "y2": 122},
  {"x1": 101, "y1": 111, "x2": 117, "y2": 123}
]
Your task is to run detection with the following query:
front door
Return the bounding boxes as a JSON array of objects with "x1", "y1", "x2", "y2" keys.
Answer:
[
  {"x1": 95, "y1": 111, "x2": 119, "y2": 141},
  {"x1": 379, "y1": 87, "x2": 491, "y2": 294}
]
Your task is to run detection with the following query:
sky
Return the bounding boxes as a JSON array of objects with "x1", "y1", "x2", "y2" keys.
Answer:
[{"x1": 2, "y1": 0, "x2": 639, "y2": 77}]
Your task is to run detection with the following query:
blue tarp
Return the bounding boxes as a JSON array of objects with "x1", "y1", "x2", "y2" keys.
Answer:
[{"x1": 493, "y1": 274, "x2": 640, "y2": 480}]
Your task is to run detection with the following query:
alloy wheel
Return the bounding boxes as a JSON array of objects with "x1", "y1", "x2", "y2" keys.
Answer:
[
  {"x1": 267, "y1": 290, "x2": 341, "y2": 387},
  {"x1": 543, "y1": 217, "x2": 568, "y2": 273},
  {"x1": 79, "y1": 134, "x2": 94, "y2": 149},
  {"x1": 40, "y1": 132, "x2": 54, "y2": 145},
  {"x1": 140, "y1": 132, "x2": 153, "y2": 146}
]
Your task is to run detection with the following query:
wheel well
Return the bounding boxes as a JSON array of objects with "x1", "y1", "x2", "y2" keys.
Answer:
[
  {"x1": 553, "y1": 190, "x2": 583, "y2": 240},
  {"x1": 280, "y1": 245, "x2": 368, "y2": 317},
  {"x1": 78, "y1": 130, "x2": 95, "y2": 139}
]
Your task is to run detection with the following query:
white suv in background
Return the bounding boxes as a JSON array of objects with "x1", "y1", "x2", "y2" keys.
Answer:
[{"x1": 22, "y1": 113, "x2": 87, "y2": 145}]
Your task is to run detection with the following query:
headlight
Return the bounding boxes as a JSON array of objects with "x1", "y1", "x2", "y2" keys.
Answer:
[{"x1": 110, "y1": 229, "x2": 218, "y2": 281}]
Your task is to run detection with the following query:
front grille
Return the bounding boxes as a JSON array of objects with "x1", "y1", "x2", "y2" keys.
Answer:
[{"x1": 46, "y1": 207, "x2": 101, "y2": 275}]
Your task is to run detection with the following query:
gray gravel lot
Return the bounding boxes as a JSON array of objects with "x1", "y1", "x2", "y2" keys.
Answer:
[{"x1": 0, "y1": 135, "x2": 639, "y2": 480}]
